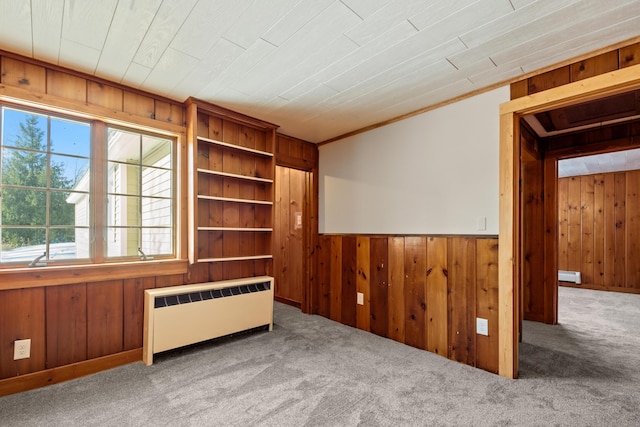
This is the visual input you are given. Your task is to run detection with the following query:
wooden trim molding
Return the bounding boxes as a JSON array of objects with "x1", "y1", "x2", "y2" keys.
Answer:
[
  {"x1": 0, "y1": 349, "x2": 141, "y2": 397},
  {"x1": 0, "y1": 260, "x2": 188, "y2": 291}
]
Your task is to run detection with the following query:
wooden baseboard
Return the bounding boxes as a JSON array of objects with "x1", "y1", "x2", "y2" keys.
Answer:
[
  {"x1": 0, "y1": 349, "x2": 142, "y2": 397},
  {"x1": 274, "y1": 296, "x2": 301, "y2": 309}
]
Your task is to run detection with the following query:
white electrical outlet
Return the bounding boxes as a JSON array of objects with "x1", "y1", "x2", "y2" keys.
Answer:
[
  {"x1": 476, "y1": 318, "x2": 489, "y2": 336},
  {"x1": 14, "y1": 339, "x2": 31, "y2": 360},
  {"x1": 357, "y1": 292, "x2": 364, "y2": 305}
]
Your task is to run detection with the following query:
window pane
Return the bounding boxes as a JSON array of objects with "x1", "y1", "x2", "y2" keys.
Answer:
[
  {"x1": 1, "y1": 148, "x2": 48, "y2": 188},
  {"x1": 108, "y1": 129, "x2": 140, "y2": 164},
  {"x1": 141, "y1": 135, "x2": 171, "y2": 167},
  {"x1": 141, "y1": 197, "x2": 172, "y2": 227},
  {"x1": 108, "y1": 162, "x2": 140, "y2": 196},
  {"x1": 64, "y1": 191, "x2": 90, "y2": 227},
  {"x1": 50, "y1": 117, "x2": 90, "y2": 157},
  {"x1": 141, "y1": 227, "x2": 173, "y2": 255},
  {"x1": 1, "y1": 188, "x2": 46, "y2": 225},
  {"x1": 1, "y1": 109, "x2": 47, "y2": 150},
  {"x1": 108, "y1": 195, "x2": 140, "y2": 227},
  {"x1": 50, "y1": 154, "x2": 90, "y2": 189},
  {"x1": 107, "y1": 227, "x2": 140, "y2": 258},
  {"x1": 142, "y1": 166, "x2": 171, "y2": 197},
  {"x1": 50, "y1": 190, "x2": 87, "y2": 226},
  {"x1": 0, "y1": 228, "x2": 46, "y2": 262}
]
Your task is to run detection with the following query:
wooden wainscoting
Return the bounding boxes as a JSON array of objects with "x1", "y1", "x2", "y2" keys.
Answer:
[
  {"x1": 314, "y1": 235, "x2": 499, "y2": 374},
  {"x1": 0, "y1": 274, "x2": 186, "y2": 395},
  {"x1": 558, "y1": 170, "x2": 640, "y2": 294}
]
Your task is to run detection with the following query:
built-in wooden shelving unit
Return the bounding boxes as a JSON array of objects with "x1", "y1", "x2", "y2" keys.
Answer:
[{"x1": 186, "y1": 98, "x2": 278, "y2": 279}]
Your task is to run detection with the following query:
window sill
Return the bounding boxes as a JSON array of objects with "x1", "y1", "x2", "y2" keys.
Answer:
[{"x1": 0, "y1": 259, "x2": 188, "y2": 291}]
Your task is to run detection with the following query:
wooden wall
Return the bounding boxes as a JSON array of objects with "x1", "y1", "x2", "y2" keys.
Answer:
[
  {"x1": 314, "y1": 235, "x2": 499, "y2": 374},
  {"x1": 558, "y1": 170, "x2": 640, "y2": 293},
  {"x1": 510, "y1": 41, "x2": 640, "y2": 98},
  {"x1": 0, "y1": 52, "x2": 184, "y2": 127}
]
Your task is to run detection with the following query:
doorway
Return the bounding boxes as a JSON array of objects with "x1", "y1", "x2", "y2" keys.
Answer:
[
  {"x1": 274, "y1": 165, "x2": 308, "y2": 308},
  {"x1": 499, "y1": 63, "x2": 640, "y2": 378}
]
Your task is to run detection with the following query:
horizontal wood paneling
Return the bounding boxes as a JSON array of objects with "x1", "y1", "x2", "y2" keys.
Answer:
[
  {"x1": 315, "y1": 234, "x2": 499, "y2": 374},
  {"x1": 558, "y1": 169, "x2": 640, "y2": 293},
  {"x1": 512, "y1": 42, "x2": 640, "y2": 97},
  {"x1": 0, "y1": 54, "x2": 184, "y2": 126}
]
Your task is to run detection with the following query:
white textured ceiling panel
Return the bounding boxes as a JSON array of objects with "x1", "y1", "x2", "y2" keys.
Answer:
[{"x1": 1, "y1": 0, "x2": 639, "y2": 142}]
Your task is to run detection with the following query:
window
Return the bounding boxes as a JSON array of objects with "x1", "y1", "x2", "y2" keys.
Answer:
[{"x1": 0, "y1": 106, "x2": 175, "y2": 266}]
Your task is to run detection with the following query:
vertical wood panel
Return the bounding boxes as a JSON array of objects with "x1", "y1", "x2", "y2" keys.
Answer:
[
  {"x1": 614, "y1": 173, "x2": 626, "y2": 287},
  {"x1": 356, "y1": 237, "x2": 371, "y2": 331},
  {"x1": 0, "y1": 288, "x2": 46, "y2": 379},
  {"x1": 315, "y1": 235, "x2": 331, "y2": 317},
  {"x1": 580, "y1": 176, "x2": 595, "y2": 285},
  {"x1": 448, "y1": 237, "x2": 476, "y2": 367},
  {"x1": 123, "y1": 92, "x2": 154, "y2": 118},
  {"x1": 123, "y1": 277, "x2": 155, "y2": 351},
  {"x1": 558, "y1": 177, "x2": 569, "y2": 270},
  {"x1": 341, "y1": 236, "x2": 357, "y2": 328},
  {"x1": 87, "y1": 280, "x2": 123, "y2": 359},
  {"x1": 369, "y1": 237, "x2": 388, "y2": 337},
  {"x1": 604, "y1": 174, "x2": 616, "y2": 286},
  {"x1": 593, "y1": 174, "x2": 605, "y2": 287},
  {"x1": 426, "y1": 237, "x2": 448, "y2": 357},
  {"x1": 46, "y1": 69, "x2": 86, "y2": 102},
  {"x1": 387, "y1": 237, "x2": 405, "y2": 343},
  {"x1": 626, "y1": 170, "x2": 640, "y2": 288},
  {"x1": 570, "y1": 51, "x2": 619, "y2": 82},
  {"x1": 87, "y1": 81, "x2": 123, "y2": 110},
  {"x1": 45, "y1": 284, "x2": 87, "y2": 368},
  {"x1": 522, "y1": 156, "x2": 544, "y2": 321},
  {"x1": 403, "y1": 237, "x2": 427, "y2": 350},
  {"x1": 567, "y1": 177, "x2": 582, "y2": 271},
  {"x1": 329, "y1": 236, "x2": 343, "y2": 322},
  {"x1": 476, "y1": 239, "x2": 499, "y2": 374},
  {"x1": 1, "y1": 57, "x2": 47, "y2": 92}
]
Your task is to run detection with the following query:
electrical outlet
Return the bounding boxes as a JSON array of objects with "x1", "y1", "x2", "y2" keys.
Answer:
[
  {"x1": 476, "y1": 318, "x2": 489, "y2": 336},
  {"x1": 357, "y1": 292, "x2": 364, "y2": 305},
  {"x1": 14, "y1": 339, "x2": 31, "y2": 360}
]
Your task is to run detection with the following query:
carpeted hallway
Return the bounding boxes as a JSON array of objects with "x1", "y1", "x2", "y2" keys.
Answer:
[{"x1": 1, "y1": 287, "x2": 639, "y2": 426}]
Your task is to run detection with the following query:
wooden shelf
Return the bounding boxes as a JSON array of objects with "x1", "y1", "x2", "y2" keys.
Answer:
[
  {"x1": 198, "y1": 227, "x2": 273, "y2": 232},
  {"x1": 187, "y1": 99, "x2": 276, "y2": 270},
  {"x1": 197, "y1": 168, "x2": 273, "y2": 183},
  {"x1": 198, "y1": 136, "x2": 273, "y2": 157},
  {"x1": 197, "y1": 255, "x2": 273, "y2": 263},
  {"x1": 197, "y1": 195, "x2": 273, "y2": 205}
]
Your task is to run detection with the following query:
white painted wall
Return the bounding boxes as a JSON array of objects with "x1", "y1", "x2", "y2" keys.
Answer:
[{"x1": 319, "y1": 86, "x2": 509, "y2": 235}]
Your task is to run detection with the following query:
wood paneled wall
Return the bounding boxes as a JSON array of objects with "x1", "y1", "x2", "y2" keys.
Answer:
[
  {"x1": 510, "y1": 41, "x2": 640, "y2": 98},
  {"x1": 314, "y1": 235, "x2": 499, "y2": 374},
  {"x1": 558, "y1": 170, "x2": 640, "y2": 293},
  {"x1": 0, "y1": 52, "x2": 184, "y2": 127},
  {"x1": 0, "y1": 274, "x2": 185, "y2": 381}
]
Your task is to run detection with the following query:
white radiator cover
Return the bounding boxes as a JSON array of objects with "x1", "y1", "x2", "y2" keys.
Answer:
[
  {"x1": 143, "y1": 276, "x2": 274, "y2": 365},
  {"x1": 558, "y1": 270, "x2": 582, "y2": 284}
]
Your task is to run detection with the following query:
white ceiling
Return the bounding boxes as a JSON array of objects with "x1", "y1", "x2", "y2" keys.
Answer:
[
  {"x1": 1, "y1": 1, "x2": 640, "y2": 143},
  {"x1": 558, "y1": 148, "x2": 640, "y2": 178}
]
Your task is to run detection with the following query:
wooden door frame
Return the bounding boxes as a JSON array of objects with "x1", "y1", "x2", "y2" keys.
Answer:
[{"x1": 498, "y1": 63, "x2": 640, "y2": 379}]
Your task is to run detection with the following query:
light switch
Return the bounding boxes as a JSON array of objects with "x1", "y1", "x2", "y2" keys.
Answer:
[
  {"x1": 357, "y1": 292, "x2": 364, "y2": 305},
  {"x1": 476, "y1": 216, "x2": 487, "y2": 231},
  {"x1": 476, "y1": 318, "x2": 489, "y2": 336}
]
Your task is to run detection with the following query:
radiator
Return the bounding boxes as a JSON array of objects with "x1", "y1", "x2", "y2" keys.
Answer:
[
  {"x1": 143, "y1": 276, "x2": 274, "y2": 365},
  {"x1": 558, "y1": 270, "x2": 582, "y2": 284}
]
